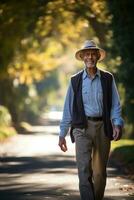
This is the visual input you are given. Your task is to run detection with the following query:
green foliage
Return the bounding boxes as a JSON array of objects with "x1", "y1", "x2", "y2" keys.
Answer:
[
  {"x1": 111, "y1": 139, "x2": 134, "y2": 174},
  {"x1": 0, "y1": 105, "x2": 11, "y2": 126},
  {"x1": 0, "y1": 105, "x2": 16, "y2": 141},
  {"x1": 0, "y1": 0, "x2": 110, "y2": 82},
  {"x1": 1, "y1": 0, "x2": 130, "y2": 133},
  {"x1": 0, "y1": 0, "x2": 59, "y2": 82},
  {"x1": 114, "y1": 145, "x2": 134, "y2": 164},
  {"x1": 108, "y1": 0, "x2": 134, "y2": 126},
  {"x1": 0, "y1": 126, "x2": 17, "y2": 141},
  {"x1": 111, "y1": 139, "x2": 134, "y2": 151}
]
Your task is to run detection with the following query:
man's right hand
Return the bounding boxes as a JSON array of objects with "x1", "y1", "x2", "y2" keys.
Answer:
[{"x1": 58, "y1": 137, "x2": 68, "y2": 152}]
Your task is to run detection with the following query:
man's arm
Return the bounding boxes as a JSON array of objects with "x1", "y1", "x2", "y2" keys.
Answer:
[
  {"x1": 111, "y1": 76, "x2": 124, "y2": 141},
  {"x1": 58, "y1": 81, "x2": 74, "y2": 151}
]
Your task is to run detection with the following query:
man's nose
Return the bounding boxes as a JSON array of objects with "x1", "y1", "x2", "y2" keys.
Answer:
[{"x1": 88, "y1": 54, "x2": 92, "y2": 59}]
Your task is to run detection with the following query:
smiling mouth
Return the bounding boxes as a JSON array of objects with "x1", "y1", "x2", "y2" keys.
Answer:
[{"x1": 87, "y1": 61, "x2": 94, "y2": 64}]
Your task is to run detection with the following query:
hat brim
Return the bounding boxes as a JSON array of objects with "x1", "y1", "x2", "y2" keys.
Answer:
[{"x1": 75, "y1": 47, "x2": 106, "y2": 62}]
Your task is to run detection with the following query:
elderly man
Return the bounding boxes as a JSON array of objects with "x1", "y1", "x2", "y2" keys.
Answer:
[{"x1": 59, "y1": 40, "x2": 124, "y2": 200}]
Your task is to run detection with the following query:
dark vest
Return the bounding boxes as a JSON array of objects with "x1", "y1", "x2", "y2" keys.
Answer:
[{"x1": 70, "y1": 69, "x2": 113, "y2": 143}]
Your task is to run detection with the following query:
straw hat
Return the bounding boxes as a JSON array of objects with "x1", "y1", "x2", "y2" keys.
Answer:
[{"x1": 75, "y1": 40, "x2": 106, "y2": 61}]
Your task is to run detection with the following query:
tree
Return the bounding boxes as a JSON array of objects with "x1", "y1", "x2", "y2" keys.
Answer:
[
  {"x1": 108, "y1": 0, "x2": 134, "y2": 133},
  {"x1": 0, "y1": 0, "x2": 111, "y2": 126},
  {"x1": 0, "y1": 0, "x2": 59, "y2": 124}
]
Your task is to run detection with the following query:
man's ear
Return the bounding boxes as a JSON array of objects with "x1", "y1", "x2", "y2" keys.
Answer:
[{"x1": 80, "y1": 52, "x2": 83, "y2": 60}]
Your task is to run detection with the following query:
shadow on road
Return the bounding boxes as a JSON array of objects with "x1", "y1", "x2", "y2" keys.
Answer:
[
  {"x1": 0, "y1": 188, "x2": 79, "y2": 200},
  {"x1": 0, "y1": 154, "x2": 76, "y2": 174},
  {"x1": 0, "y1": 153, "x2": 134, "y2": 200},
  {"x1": 0, "y1": 123, "x2": 134, "y2": 200},
  {"x1": 0, "y1": 154, "x2": 79, "y2": 200}
]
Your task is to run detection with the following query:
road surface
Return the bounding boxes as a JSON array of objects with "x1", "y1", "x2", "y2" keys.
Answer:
[{"x1": 0, "y1": 124, "x2": 134, "y2": 200}]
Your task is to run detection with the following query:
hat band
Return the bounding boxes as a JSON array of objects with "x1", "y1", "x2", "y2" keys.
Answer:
[{"x1": 85, "y1": 45, "x2": 97, "y2": 48}]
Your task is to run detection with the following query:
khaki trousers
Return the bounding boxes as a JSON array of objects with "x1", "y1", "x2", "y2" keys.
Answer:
[{"x1": 73, "y1": 120, "x2": 111, "y2": 200}]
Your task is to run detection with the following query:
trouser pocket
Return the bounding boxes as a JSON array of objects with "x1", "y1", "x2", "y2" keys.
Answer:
[{"x1": 73, "y1": 128, "x2": 85, "y2": 137}]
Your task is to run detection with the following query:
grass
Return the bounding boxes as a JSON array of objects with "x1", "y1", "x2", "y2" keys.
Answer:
[
  {"x1": 0, "y1": 126, "x2": 17, "y2": 141},
  {"x1": 110, "y1": 139, "x2": 134, "y2": 176},
  {"x1": 111, "y1": 139, "x2": 134, "y2": 150}
]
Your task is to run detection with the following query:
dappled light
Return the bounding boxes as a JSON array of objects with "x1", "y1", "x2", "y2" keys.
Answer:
[
  {"x1": 0, "y1": 0, "x2": 134, "y2": 199},
  {"x1": 1, "y1": 123, "x2": 134, "y2": 199},
  {"x1": 1, "y1": 0, "x2": 133, "y2": 135}
]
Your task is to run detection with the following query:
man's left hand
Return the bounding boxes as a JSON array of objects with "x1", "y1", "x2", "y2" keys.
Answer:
[{"x1": 113, "y1": 125, "x2": 122, "y2": 141}]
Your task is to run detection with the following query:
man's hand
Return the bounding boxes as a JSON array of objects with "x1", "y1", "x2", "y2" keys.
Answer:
[
  {"x1": 58, "y1": 137, "x2": 68, "y2": 152},
  {"x1": 113, "y1": 125, "x2": 122, "y2": 141}
]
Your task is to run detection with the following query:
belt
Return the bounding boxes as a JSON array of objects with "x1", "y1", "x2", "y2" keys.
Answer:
[{"x1": 87, "y1": 116, "x2": 103, "y2": 121}]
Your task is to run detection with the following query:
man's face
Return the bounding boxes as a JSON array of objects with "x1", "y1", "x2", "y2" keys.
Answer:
[{"x1": 80, "y1": 49, "x2": 100, "y2": 68}]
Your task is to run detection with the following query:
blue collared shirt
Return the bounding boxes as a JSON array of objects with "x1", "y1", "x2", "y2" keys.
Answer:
[{"x1": 60, "y1": 68, "x2": 124, "y2": 138}]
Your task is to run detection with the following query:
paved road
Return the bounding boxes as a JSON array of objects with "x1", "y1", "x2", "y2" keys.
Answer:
[{"x1": 0, "y1": 125, "x2": 134, "y2": 200}]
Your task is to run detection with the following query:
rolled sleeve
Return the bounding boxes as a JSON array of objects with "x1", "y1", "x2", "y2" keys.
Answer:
[{"x1": 112, "y1": 118, "x2": 124, "y2": 127}]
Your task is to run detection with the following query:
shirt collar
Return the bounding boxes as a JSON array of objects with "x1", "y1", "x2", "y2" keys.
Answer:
[{"x1": 82, "y1": 67, "x2": 101, "y2": 80}]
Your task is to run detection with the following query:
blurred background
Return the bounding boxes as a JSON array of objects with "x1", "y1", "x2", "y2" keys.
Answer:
[
  {"x1": 0, "y1": 1, "x2": 134, "y2": 199},
  {"x1": 0, "y1": 0, "x2": 134, "y2": 138},
  {"x1": 0, "y1": 0, "x2": 134, "y2": 168}
]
